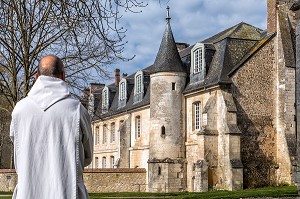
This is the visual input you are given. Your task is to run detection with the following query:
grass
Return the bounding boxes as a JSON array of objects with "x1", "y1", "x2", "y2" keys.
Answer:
[{"x1": 1, "y1": 186, "x2": 298, "y2": 199}]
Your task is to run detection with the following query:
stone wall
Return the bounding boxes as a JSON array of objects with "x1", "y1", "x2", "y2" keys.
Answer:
[
  {"x1": 0, "y1": 169, "x2": 17, "y2": 192},
  {"x1": 0, "y1": 168, "x2": 147, "y2": 193},
  {"x1": 84, "y1": 168, "x2": 147, "y2": 192},
  {"x1": 231, "y1": 40, "x2": 277, "y2": 188}
]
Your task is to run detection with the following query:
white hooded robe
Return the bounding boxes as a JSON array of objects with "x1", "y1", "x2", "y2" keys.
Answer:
[{"x1": 10, "y1": 76, "x2": 93, "y2": 199}]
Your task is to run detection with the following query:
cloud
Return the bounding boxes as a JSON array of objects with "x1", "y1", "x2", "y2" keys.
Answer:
[{"x1": 102, "y1": 0, "x2": 267, "y2": 83}]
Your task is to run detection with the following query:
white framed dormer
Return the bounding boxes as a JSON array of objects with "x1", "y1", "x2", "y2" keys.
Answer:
[
  {"x1": 118, "y1": 79, "x2": 127, "y2": 108},
  {"x1": 102, "y1": 86, "x2": 109, "y2": 113},
  {"x1": 134, "y1": 70, "x2": 144, "y2": 103},
  {"x1": 191, "y1": 43, "x2": 205, "y2": 75}
]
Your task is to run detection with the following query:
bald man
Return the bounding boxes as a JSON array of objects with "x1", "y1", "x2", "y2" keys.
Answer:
[{"x1": 10, "y1": 55, "x2": 93, "y2": 199}]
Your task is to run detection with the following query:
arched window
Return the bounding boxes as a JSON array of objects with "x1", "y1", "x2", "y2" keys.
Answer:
[
  {"x1": 102, "y1": 86, "x2": 109, "y2": 113},
  {"x1": 119, "y1": 79, "x2": 127, "y2": 101},
  {"x1": 191, "y1": 43, "x2": 205, "y2": 76},
  {"x1": 134, "y1": 71, "x2": 144, "y2": 103},
  {"x1": 118, "y1": 79, "x2": 127, "y2": 108}
]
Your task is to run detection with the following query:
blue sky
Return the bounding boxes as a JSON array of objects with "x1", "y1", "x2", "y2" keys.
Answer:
[{"x1": 104, "y1": 0, "x2": 267, "y2": 83}]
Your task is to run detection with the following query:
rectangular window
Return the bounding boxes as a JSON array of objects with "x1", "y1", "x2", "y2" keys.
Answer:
[
  {"x1": 194, "y1": 102, "x2": 200, "y2": 130},
  {"x1": 194, "y1": 48, "x2": 203, "y2": 73},
  {"x1": 95, "y1": 126, "x2": 100, "y2": 145},
  {"x1": 102, "y1": 157, "x2": 106, "y2": 168},
  {"x1": 95, "y1": 157, "x2": 99, "y2": 168},
  {"x1": 103, "y1": 125, "x2": 107, "y2": 144},
  {"x1": 172, "y1": 82, "x2": 176, "y2": 90},
  {"x1": 111, "y1": 123, "x2": 115, "y2": 142},
  {"x1": 111, "y1": 156, "x2": 115, "y2": 168},
  {"x1": 136, "y1": 74, "x2": 142, "y2": 94},
  {"x1": 136, "y1": 116, "x2": 141, "y2": 138},
  {"x1": 120, "y1": 82, "x2": 126, "y2": 100}
]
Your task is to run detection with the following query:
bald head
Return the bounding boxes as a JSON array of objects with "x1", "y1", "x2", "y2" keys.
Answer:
[{"x1": 37, "y1": 55, "x2": 65, "y2": 80}]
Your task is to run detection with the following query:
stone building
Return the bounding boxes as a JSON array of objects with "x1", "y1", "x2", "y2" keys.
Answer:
[{"x1": 87, "y1": 0, "x2": 297, "y2": 192}]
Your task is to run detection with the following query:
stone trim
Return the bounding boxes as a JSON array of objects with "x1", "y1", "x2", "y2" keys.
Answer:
[
  {"x1": 0, "y1": 169, "x2": 16, "y2": 173},
  {"x1": 0, "y1": 168, "x2": 147, "y2": 174},
  {"x1": 84, "y1": 168, "x2": 146, "y2": 173}
]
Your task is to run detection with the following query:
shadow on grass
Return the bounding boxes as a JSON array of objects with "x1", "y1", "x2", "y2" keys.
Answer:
[{"x1": 1, "y1": 186, "x2": 298, "y2": 199}]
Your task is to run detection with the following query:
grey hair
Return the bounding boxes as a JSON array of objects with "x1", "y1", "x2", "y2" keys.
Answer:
[{"x1": 38, "y1": 55, "x2": 64, "y2": 78}]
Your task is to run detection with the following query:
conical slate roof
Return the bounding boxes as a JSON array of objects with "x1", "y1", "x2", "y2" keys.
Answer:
[{"x1": 151, "y1": 7, "x2": 185, "y2": 73}]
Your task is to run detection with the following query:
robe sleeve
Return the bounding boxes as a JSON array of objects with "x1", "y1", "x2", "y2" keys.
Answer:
[
  {"x1": 10, "y1": 116, "x2": 14, "y2": 143},
  {"x1": 10, "y1": 113, "x2": 18, "y2": 172},
  {"x1": 80, "y1": 104, "x2": 94, "y2": 167}
]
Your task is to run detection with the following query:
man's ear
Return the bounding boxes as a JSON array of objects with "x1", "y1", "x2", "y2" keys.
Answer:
[
  {"x1": 35, "y1": 72, "x2": 39, "y2": 80},
  {"x1": 61, "y1": 71, "x2": 65, "y2": 81}
]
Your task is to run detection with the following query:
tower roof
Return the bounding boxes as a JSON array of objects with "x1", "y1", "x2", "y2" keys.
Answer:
[{"x1": 151, "y1": 7, "x2": 185, "y2": 73}]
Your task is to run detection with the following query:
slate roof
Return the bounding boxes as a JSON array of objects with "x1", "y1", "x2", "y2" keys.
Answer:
[
  {"x1": 183, "y1": 22, "x2": 264, "y2": 94},
  {"x1": 151, "y1": 18, "x2": 186, "y2": 73},
  {"x1": 94, "y1": 22, "x2": 272, "y2": 120}
]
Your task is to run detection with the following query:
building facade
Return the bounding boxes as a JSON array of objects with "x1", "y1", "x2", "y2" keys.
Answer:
[{"x1": 87, "y1": 0, "x2": 297, "y2": 192}]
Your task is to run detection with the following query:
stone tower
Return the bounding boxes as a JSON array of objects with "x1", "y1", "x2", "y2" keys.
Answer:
[
  {"x1": 269, "y1": 0, "x2": 297, "y2": 185},
  {"x1": 148, "y1": 7, "x2": 187, "y2": 192}
]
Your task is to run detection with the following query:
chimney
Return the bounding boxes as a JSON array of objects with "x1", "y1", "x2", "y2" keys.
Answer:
[
  {"x1": 267, "y1": 0, "x2": 278, "y2": 34},
  {"x1": 122, "y1": 73, "x2": 128, "y2": 79},
  {"x1": 114, "y1": 68, "x2": 120, "y2": 86},
  {"x1": 89, "y1": 83, "x2": 105, "y2": 95}
]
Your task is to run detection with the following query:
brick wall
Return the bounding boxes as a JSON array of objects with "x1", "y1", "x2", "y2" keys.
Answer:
[{"x1": 0, "y1": 168, "x2": 147, "y2": 193}]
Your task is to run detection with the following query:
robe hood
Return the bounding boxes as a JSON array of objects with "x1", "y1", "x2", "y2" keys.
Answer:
[{"x1": 28, "y1": 75, "x2": 70, "y2": 111}]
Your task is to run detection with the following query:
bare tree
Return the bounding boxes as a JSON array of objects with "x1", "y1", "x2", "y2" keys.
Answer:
[
  {"x1": 0, "y1": 96, "x2": 13, "y2": 168},
  {"x1": 0, "y1": 0, "x2": 146, "y2": 111},
  {"x1": 0, "y1": 0, "x2": 146, "y2": 169}
]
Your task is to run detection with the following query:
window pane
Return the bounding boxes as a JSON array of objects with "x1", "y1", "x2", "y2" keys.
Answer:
[
  {"x1": 95, "y1": 126, "x2": 100, "y2": 145},
  {"x1": 102, "y1": 157, "x2": 106, "y2": 168},
  {"x1": 120, "y1": 82, "x2": 126, "y2": 100},
  {"x1": 111, "y1": 156, "x2": 115, "y2": 168},
  {"x1": 194, "y1": 48, "x2": 203, "y2": 74},
  {"x1": 195, "y1": 102, "x2": 200, "y2": 130},
  {"x1": 136, "y1": 116, "x2": 141, "y2": 138},
  {"x1": 111, "y1": 123, "x2": 115, "y2": 142},
  {"x1": 103, "y1": 125, "x2": 107, "y2": 144}
]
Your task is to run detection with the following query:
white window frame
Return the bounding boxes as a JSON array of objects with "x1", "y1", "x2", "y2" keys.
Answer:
[
  {"x1": 136, "y1": 116, "x2": 141, "y2": 138},
  {"x1": 110, "y1": 156, "x2": 115, "y2": 168},
  {"x1": 102, "y1": 86, "x2": 109, "y2": 112},
  {"x1": 119, "y1": 79, "x2": 127, "y2": 101},
  {"x1": 134, "y1": 71, "x2": 144, "y2": 95},
  {"x1": 194, "y1": 102, "x2": 201, "y2": 130},
  {"x1": 191, "y1": 43, "x2": 205, "y2": 74},
  {"x1": 95, "y1": 126, "x2": 100, "y2": 145},
  {"x1": 103, "y1": 124, "x2": 107, "y2": 144},
  {"x1": 102, "y1": 157, "x2": 106, "y2": 168},
  {"x1": 110, "y1": 122, "x2": 115, "y2": 143}
]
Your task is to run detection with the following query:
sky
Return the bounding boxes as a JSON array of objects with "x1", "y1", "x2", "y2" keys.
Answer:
[{"x1": 105, "y1": 0, "x2": 267, "y2": 83}]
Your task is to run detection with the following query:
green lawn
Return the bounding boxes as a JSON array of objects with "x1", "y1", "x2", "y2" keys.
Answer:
[{"x1": 1, "y1": 186, "x2": 298, "y2": 199}]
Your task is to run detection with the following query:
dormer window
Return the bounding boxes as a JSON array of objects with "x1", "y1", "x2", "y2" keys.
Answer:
[
  {"x1": 192, "y1": 43, "x2": 204, "y2": 74},
  {"x1": 102, "y1": 86, "x2": 109, "y2": 113},
  {"x1": 134, "y1": 71, "x2": 144, "y2": 103},
  {"x1": 194, "y1": 48, "x2": 203, "y2": 73},
  {"x1": 118, "y1": 79, "x2": 127, "y2": 108},
  {"x1": 191, "y1": 43, "x2": 205, "y2": 77}
]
